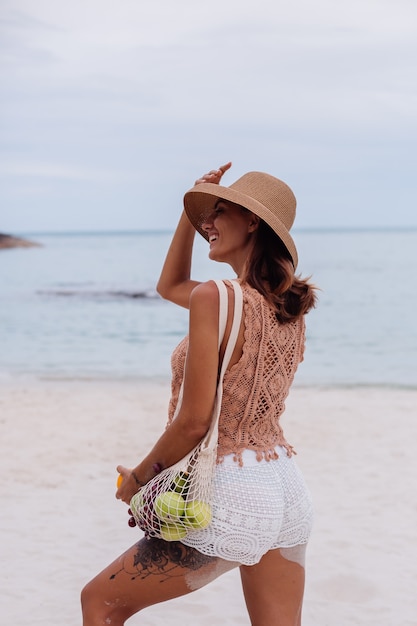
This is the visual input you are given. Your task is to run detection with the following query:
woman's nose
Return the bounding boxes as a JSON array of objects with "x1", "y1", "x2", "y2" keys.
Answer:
[{"x1": 202, "y1": 212, "x2": 214, "y2": 232}]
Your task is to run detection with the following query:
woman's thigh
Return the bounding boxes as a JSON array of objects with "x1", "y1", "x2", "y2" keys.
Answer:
[
  {"x1": 81, "y1": 537, "x2": 238, "y2": 625},
  {"x1": 239, "y1": 545, "x2": 307, "y2": 626}
]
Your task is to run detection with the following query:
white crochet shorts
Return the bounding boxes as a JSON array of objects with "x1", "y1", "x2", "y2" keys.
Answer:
[{"x1": 181, "y1": 446, "x2": 313, "y2": 566}]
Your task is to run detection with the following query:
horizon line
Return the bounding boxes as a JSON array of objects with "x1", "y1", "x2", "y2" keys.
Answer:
[{"x1": 3, "y1": 225, "x2": 417, "y2": 237}]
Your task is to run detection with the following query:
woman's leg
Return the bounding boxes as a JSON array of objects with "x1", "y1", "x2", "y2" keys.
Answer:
[
  {"x1": 81, "y1": 536, "x2": 238, "y2": 626},
  {"x1": 239, "y1": 545, "x2": 307, "y2": 626}
]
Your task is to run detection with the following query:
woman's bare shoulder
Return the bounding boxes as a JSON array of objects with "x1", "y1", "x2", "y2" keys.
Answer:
[
  {"x1": 190, "y1": 280, "x2": 221, "y2": 301},
  {"x1": 188, "y1": 281, "x2": 221, "y2": 321}
]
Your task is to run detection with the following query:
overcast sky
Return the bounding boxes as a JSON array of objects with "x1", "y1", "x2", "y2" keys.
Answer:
[{"x1": 1, "y1": 0, "x2": 416, "y2": 233}]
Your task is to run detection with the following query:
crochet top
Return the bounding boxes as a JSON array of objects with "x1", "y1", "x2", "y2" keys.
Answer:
[{"x1": 167, "y1": 282, "x2": 306, "y2": 466}]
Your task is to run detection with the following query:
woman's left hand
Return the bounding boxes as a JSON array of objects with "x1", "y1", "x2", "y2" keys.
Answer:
[{"x1": 115, "y1": 465, "x2": 142, "y2": 505}]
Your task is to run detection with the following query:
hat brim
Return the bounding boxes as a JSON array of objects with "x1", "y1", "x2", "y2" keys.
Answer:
[{"x1": 183, "y1": 182, "x2": 298, "y2": 268}]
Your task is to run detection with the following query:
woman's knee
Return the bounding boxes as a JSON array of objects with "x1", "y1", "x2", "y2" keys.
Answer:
[
  {"x1": 80, "y1": 578, "x2": 132, "y2": 626},
  {"x1": 80, "y1": 579, "x2": 104, "y2": 625},
  {"x1": 80, "y1": 579, "x2": 91, "y2": 613}
]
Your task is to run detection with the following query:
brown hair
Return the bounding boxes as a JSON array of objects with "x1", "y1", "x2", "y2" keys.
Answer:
[{"x1": 243, "y1": 219, "x2": 317, "y2": 323}]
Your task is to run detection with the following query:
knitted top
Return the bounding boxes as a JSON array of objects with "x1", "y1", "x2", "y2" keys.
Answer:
[{"x1": 167, "y1": 282, "x2": 306, "y2": 466}]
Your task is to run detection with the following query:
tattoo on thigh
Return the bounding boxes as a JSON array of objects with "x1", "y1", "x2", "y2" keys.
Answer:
[{"x1": 110, "y1": 538, "x2": 214, "y2": 583}]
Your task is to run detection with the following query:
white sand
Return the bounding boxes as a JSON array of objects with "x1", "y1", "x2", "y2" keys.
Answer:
[{"x1": 1, "y1": 379, "x2": 416, "y2": 625}]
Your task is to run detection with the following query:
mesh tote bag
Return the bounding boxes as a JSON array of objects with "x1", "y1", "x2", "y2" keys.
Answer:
[{"x1": 130, "y1": 279, "x2": 243, "y2": 541}]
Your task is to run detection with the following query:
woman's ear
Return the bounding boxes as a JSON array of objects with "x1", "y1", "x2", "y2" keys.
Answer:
[{"x1": 248, "y1": 213, "x2": 260, "y2": 233}]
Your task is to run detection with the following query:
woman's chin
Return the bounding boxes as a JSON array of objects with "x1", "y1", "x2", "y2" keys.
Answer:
[{"x1": 208, "y1": 250, "x2": 224, "y2": 263}]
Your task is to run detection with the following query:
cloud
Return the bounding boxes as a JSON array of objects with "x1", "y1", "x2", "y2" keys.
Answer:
[
  {"x1": 1, "y1": 0, "x2": 416, "y2": 231},
  {"x1": 0, "y1": 159, "x2": 132, "y2": 182}
]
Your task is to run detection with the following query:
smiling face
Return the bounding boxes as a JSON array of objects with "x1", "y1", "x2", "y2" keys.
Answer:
[{"x1": 201, "y1": 200, "x2": 259, "y2": 274}]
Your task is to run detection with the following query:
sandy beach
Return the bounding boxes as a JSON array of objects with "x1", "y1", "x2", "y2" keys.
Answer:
[{"x1": 1, "y1": 378, "x2": 416, "y2": 625}]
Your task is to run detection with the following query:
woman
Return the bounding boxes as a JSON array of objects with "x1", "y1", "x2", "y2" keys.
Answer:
[{"x1": 81, "y1": 162, "x2": 317, "y2": 625}]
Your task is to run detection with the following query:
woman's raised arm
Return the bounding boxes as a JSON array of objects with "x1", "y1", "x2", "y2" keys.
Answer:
[
  {"x1": 156, "y1": 210, "x2": 199, "y2": 308},
  {"x1": 156, "y1": 162, "x2": 232, "y2": 308}
]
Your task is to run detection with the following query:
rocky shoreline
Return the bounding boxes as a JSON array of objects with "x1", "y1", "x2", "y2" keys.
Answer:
[{"x1": 0, "y1": 233, "x2": 41, "y2": 249}]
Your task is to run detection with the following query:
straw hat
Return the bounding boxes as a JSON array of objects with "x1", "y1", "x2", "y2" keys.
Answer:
[{"x1": 183, "y1": 171, "x2": 298, "y2": 268}]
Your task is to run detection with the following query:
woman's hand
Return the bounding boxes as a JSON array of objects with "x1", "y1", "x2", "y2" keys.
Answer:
[
  {"x1": 194, "y1": 161, "x2": 232, "y2": 186},
  {"x1": 115, "y1": 465, "x2": 144, "y2": 505}
]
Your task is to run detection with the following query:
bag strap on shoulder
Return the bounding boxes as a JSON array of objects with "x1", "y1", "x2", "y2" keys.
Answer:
[
  {"x1": 203, "y1": 279, "x2": 243, "y2": 449},
  {"x1": 213, "y1": 279, "x2": 243, "y2": 379}
]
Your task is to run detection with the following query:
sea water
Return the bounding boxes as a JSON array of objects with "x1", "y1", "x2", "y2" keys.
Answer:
[{"x1": 0, "y1": 229, "x2": 416, "y2": 388}]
